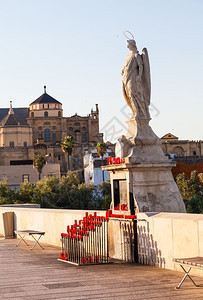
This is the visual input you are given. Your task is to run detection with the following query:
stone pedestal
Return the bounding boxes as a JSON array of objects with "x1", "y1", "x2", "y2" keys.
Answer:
[
  {"x1": 103, "y1": 118, "x2": 186, "y2": 213},
  {"x1": 104, "y1": 162, "x2": 186, "y2": 213}
]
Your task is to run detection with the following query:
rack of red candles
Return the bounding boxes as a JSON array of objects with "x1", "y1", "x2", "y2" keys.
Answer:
[
  {"x1": 59, "y1": 210, "x2": 137, "y2": 265},
  {"x1": 59, "y1": 211, "x2": 110, "y2": 265}
]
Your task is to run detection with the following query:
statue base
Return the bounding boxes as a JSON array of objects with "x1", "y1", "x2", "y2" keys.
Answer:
[
  {"x1": 125, "y1": 117, "x2": 160, "y2": 146},
  {"x1": 116, "y1": 118, "x2": 169, "y2": 164},
  {"x1": 103, "y1": 162, "x2": 186, "y2": 213},
  {"x1": 103, "y1": 117, "x2": 186, "y2": 213}
]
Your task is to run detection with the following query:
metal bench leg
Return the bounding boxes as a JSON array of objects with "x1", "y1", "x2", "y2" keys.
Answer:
[
  {"x1": 176, "y1": 265, "x2": 198, "y2": 289},
  {"x1": 30, "y1": 234, "x2": 44, "y2": 250},
  {"x1": 16, "y1": 234, "x2": 29, "y2": 247}
]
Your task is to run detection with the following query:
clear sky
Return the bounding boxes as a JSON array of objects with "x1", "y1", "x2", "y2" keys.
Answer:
[{"x1": 0, "y1": 0, "x2": 202, "y2": 142}]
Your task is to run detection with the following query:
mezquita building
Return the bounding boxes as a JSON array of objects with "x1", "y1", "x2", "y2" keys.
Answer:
[{"x1": 0, "y1": 87, "x2": 103, "y2": 183}]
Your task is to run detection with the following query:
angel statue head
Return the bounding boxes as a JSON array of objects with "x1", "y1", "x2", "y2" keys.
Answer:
[
  {"x1": 126, "y1": 39, "x2": 138, "y2": 52},
  {"x1": 123, "y1": 31, "x2": 138, "y2": 52}
]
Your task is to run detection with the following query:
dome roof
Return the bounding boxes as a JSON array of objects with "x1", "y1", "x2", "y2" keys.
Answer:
[{"x1": 30, "y1": 87, "x2": 61, "y2": 105}]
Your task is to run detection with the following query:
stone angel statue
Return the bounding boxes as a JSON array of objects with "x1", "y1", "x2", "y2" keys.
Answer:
[{"x1": 121, "y1": 39, "x2": 151, "y2": 119}]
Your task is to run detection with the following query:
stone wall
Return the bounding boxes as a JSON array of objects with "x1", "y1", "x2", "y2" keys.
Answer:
[
  {"x1": 137, "y1": 212, "x2": 203, "y2": 274},
  {"x1": 108, "y1": 212, "x2": 203, "y2": 274},
  {"x1": 0, "y1": 207, "x2": 106, "y2": 246},
  {"x1": 1, "y1": 207, "x2": 203, "y2": 274}
]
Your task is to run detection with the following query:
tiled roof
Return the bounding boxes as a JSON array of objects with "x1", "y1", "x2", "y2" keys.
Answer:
[
  {"x1": 0, "y1": 108, "x2": 29, "y2": 122},
  {"x1": 0, "y1": 113, "x2": 27, "y2": 126},
  {"x1": 30, "y1": 92, "x2": 61, "y2": 105}
]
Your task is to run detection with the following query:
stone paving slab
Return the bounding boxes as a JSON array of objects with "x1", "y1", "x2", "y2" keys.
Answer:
[{"x1": 0, "y1": 238, "x2": 203, "y2": 299}]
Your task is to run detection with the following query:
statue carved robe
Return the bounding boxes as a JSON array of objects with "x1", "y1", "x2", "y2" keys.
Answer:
[{"x1": 122, "y1": 46, "x2": 151, "y2": 119}]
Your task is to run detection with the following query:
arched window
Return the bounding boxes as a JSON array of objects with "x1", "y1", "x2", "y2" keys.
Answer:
[
  {"x1": 74, "y1": 122, "x2": 80, "y2": 127},
  {"x1": 44, "y1": 129, "x2": 51, "y2": 142},
  {"x1": 44, "y1": 111, "x2": 48, "y2": 117},
  {"x1": 58, "y1": 111, "x2": 61, "y2": 117},
  {"x1": 173, "y1": 146, "x2": 184, "y2": 156},
  {"x1": 43, "y1": 122, "x2": 50, "y2": 126},
  {"x1": 38, "y1": 127, "x2": 42, "y2": 131},
  {"x1": 31, "y1": 112, "x2": 34, "y2": 118},
  {"x1": 69, "y1": 127, "x2": 73, "y2": 132},
  {"x1": 82, "y1": 127, "x2": 86, "y2": 132},
  {"x1": 74, "y1": 130, "x2": 80, "y2": 134}
]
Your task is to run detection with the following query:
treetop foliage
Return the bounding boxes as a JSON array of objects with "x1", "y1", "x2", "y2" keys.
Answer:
[
  {"x1": 96, "y1": 142, "x2": 107, "y2": 157},
  {"x1": 176, "y1": 170, "x2": 203, "y2": 214},
  {"x1": 0, "y1": 171, "x2": 111, "y2": 210},
  {"x1": 61, "y1": 136, "x2": 74, "y2": 156}
]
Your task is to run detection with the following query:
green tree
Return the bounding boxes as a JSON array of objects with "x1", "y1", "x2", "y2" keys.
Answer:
[
  {"x1": 33, "y1": 176, "x2": 60, "y2": 208},
  {"x1": 61, "y1": 136, "x2": 74, "y2": 171},
  {"x1": 59, "y1": 171, "x2": 80, "y2": 208},
  {"x1": 96, "y1": 142, "x2": 107, "y2": 182},
  {"x1": 16, "y1": 182, "x2": 35, "y2": 204},
  {"x1": 176, "y1": 171, "x2": 203, "y2": 213},
  {"x1": 187, "y1": 195, "x2": 203, "y2": 214},
  {"x1": 0, "y1": 178, "x2": 16, "y2": 204},
  {"x1": 61, "y1": 170, "x2": 80, "y2": 186},
  {"x1": 33, "y1": 155, "x2": 46, "y2": 180},
  {"x1": 198, "y1": 173, "x2": 203, "y2": 185},
  {"x1": 176, "y1": 171, "x2": 200, "y2": 202}
]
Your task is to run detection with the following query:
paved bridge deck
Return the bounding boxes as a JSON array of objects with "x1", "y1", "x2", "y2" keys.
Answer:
[{"x1": 0, "y1": 237, "x2": 203, "y2": 299}]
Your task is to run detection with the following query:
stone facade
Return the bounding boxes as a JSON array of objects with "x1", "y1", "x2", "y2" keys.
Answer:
[{"x1": 161, "y1": 133, "x2": 203, "y2": 157}]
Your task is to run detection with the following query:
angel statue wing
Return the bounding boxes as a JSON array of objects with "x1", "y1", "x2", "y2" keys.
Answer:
[{"x1": 141, "y1": 48, "x2": 151, "y2": 106}]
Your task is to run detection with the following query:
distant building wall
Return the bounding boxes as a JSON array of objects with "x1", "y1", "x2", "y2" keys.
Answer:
[
  {"x1": 93, "y1": 168, "x2": 109, "y2": 185},
  {"x1": 161, "y1": 139, "x2": 203, "y2": 157},
  {"x1": 0, "y1": 164, "x2": 60, "y2": 186},
  {"x1": 172, "y1": 161, "x2": 203, "y2": 178},
  {"x1": 84, "y1": 150, "x2": 111, "y2": 185},
  {"x1": 0, "y1": 126, "x2": 32, "y2": 147}
]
